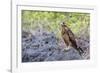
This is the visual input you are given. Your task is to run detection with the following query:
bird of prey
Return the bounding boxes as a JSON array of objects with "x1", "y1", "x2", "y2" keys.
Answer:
[{"x1": 60, "y1": 22, "x2": 84, "y2": 55}]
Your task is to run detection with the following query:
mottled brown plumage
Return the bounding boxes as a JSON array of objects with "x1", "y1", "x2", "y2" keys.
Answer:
[{"x1": 60, "y1": 22, "x2": 84, "y2": 55}]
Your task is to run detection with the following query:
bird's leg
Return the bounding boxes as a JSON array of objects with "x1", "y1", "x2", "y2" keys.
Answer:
[
  {"x1": 64, "y1": 46, "x2": 70, "y2": 51},
  {"x1": 67, "y1": 42, "x2": 72, "y2": 50},
  {"x1": 63, "y1": 46, "x2": 70, "y2": 52},
  {"x1": 67, "y1": 46, "x2": 71, "y2": 50}
]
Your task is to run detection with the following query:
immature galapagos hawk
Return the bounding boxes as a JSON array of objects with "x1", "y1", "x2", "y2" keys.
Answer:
[{"x1": 60, "y1": 22, "x2": 84, "y2": 55}]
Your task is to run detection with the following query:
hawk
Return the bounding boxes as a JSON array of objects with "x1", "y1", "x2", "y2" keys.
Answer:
[{"x1": 60, "y1": 22, "x2": 84, "y2": 55}]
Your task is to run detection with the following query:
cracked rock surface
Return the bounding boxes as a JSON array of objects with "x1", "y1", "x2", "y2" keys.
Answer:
[{"x1": 22, "y1": 30, "x2": 89, "y2": 62}]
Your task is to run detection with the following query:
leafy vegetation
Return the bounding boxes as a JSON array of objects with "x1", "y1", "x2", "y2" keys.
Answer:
[{"x1": 22, "y1": 10, "x2": 90, "y2": 39}]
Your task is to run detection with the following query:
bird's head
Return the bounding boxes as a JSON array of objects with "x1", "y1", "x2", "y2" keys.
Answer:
[{"x1": 60, "y1": 22, "x2": 67, "y2": 27}]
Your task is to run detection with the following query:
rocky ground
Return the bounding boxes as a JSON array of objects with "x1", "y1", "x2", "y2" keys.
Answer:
[{"x1": 22, "y1": 30, "x2": 90, "y2": 62}]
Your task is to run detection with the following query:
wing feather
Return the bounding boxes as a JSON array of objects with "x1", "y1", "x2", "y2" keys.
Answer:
[{"x1": 65, "y1": 27, "x2": 77, "y2": 48}]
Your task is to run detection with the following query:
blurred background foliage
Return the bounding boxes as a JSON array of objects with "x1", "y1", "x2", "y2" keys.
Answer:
[{"x1": 22, "y1": 10, "x2": 90, "y2": 39}]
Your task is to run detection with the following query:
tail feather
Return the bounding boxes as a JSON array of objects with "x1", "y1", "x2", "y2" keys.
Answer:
[{"x1": 77, "y1": 47, "x2": 84, "y2": 55}]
